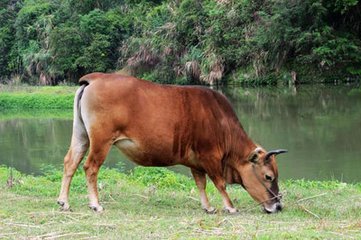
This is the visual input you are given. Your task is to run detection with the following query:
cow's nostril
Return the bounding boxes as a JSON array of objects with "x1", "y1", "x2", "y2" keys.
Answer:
[{"x1": 276, "y1": 203, "x2": 283, "y2": 211}]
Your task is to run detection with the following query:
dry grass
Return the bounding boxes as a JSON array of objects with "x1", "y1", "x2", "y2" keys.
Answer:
[
  {"x1": 0, "y1": 167, "x2": 360, "y2": 239},
  {"x1": 127, "y1": 45, "x2": 159, "y2": 69},
  {"x1": 185, "y1": 60, "x2": 201, "y2": 83}
]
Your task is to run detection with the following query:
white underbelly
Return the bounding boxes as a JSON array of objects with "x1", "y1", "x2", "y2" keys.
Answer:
[
  {"x1": 115, "y1": 138, "x2": 137, "y2": 149},
  {"x1": 114, "y1": 138, "x2": 140, "y2": 156}
]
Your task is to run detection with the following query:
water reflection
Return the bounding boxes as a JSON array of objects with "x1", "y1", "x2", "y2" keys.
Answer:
[
  {"x1": 223, "y1": 85, "x2": 361, "y2": 183},
  {"x1": 0, "y1": 85, "x2": 360, "y2": 182}
]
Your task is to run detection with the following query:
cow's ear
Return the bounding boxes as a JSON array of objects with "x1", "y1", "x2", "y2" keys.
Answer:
[
  {"x1": 248, "y1": 152, "x2": 259, "y2": 163},
  {"x1": 248, "y1": 147, "x2": 263, "y2": 163}
]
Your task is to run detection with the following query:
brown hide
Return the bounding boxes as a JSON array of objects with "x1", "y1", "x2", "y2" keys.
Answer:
[
  {"x1": 58, "y1": 72, "x2": 284, "y2": 214},
  {"x1": 79, "y1": 73, "x2": 257, "y2": 173}
]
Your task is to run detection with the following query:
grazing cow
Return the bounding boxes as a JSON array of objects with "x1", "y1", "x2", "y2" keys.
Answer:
[{"x1": 57, "y1": 73, "x2": 287, "y2": 214}]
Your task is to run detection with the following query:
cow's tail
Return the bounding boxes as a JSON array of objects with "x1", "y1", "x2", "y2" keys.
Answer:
[
  {"x1": 74, "y1": 84, "x2": 87, "y2": 125},
  {"x1": 74, "y1": 73, "x2": 103, "y2": 141},
  {"x1": 70, "y1": 83, "x2": 90, "y2": 151},
  {"x1": 72, "y1": 73, "x2": 106, "y2": 148}
]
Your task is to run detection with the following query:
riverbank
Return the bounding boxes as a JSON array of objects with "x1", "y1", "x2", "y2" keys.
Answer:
[
  {"x1": 0, "y1": 85, "x2": 77, "y2": 109},
  {"x1": 0, "y1": 166, "x2": 360, "y2": 239},
  {"x1": 2, "y1": 84, "x2": 361, "y2": 111}
]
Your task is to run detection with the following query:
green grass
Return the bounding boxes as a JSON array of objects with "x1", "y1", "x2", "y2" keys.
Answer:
[
  {"x1": 0, "y1": 85, "x2": 77, "y2": 109},
  {"x1": 0, "y1": 166, "x2": 360, "y2": 239},
  {"x1": 0, "y1": 109, "x2": 73, "y2": 120}
]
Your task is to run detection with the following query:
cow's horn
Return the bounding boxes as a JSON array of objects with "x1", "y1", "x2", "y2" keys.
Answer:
[{"x1": 265, "y1": 149, "x2": 288, "y2": 160}]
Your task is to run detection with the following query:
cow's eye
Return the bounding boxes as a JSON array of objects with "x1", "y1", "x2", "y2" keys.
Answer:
[{"x1": 265, "y1": 174, "x2": 273, "y2": 181}]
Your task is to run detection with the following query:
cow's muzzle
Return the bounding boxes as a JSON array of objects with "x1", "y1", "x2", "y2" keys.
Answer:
[{"x1": 263, "y1": 201, "x2": 283, "y2": 214}]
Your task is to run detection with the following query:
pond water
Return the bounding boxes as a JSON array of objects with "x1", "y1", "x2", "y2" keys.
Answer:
[{"x1": 1, "y1": 84, "x2": 361, "y2": 183}]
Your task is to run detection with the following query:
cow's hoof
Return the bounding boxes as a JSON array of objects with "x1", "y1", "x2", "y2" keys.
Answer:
[
  {"x1": 57, "y1": 200, "x2": 71, "y2": 211},
  {"x1": 204, "y1": 207, "x2": 217, "y2": 214},
  {"x1": 223, "y1": 207, "x2": 239, "y2": 214},
  {"x1": 57, "y1": 200, "x2": 65, "y2": 206},
  {"x1": 89, "y1": 205, "x2": 104, "y2": 212}
]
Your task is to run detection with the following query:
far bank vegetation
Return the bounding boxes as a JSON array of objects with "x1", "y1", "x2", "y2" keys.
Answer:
[{"x1": 1, "y1": 0, "x2": 361, "y2": 85}]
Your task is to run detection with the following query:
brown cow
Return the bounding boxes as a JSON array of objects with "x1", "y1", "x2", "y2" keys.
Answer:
[{"x1": 57, "y1": 73, "x2": 287, "y2": 214}]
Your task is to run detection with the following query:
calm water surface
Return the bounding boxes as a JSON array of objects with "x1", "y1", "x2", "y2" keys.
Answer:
[{"x1": 1, "y1": 85, "x2": 361, "y2": 182}]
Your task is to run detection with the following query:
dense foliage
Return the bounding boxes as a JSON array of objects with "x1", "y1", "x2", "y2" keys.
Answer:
[{"x1": 0, "y1": 0, "x2": 360, "y2": 85}]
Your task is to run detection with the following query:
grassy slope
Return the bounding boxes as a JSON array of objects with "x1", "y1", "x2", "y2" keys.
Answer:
[
  {"x1": 0, "y1": 167, "x2": 360, "y2": 240},
  {"x1": 0, "y1": 85, "x2": 77, "y2": 109}
]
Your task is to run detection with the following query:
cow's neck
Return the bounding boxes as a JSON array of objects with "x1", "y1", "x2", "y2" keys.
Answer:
[{"x1": 223, "y1": 136, "x2": 256, "y2": 185}]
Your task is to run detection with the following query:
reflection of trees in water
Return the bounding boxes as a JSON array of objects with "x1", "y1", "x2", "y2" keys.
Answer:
[
  {"x1": 0, "y1": 119, "x2": 72, "y2": 175},
  {"x1": 221, "y1": 85, "x2": 361, "y2": 182},
  {"x1": 0, "y1": 117, "x2": 147, "y2": 175},
  {"x1": 224, "y1": 85, "x2": 359, "y2": 118},
  {"x1": 0, "y1": 120, "x2": 30, "y2": 173},
  {"x1": 223, "y1": 85, "x2": 361, "y2": 130}
]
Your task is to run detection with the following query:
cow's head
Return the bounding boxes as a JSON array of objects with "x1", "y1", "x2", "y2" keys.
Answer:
[{"x1": 236, "y1": 147, "x2": 287, "y2": 213}]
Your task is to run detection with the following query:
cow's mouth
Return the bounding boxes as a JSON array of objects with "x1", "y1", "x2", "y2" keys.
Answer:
[{"x1": 263, "y1": 202, "x2": 283, "y2": 214}]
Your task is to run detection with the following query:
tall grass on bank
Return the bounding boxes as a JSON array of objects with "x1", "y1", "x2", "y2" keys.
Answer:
[
  {"x1": 0, "y1": 109, "x2": 73, "y2": 120},
  {"x1": 0, "y1": 166, "x2": 360, "y2": 239},
  {"x1": 0, "y1": 85, "x2": 77, "y2": 110}
]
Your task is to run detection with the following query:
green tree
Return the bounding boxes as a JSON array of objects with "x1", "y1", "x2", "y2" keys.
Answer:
[
  {"x1": 49, "y1": 24, "x2": 84, "y2": 81},
  {"x1": 1, "y1": 0, "x2": 361, "y2": 84},
  {"x1": 0, "y1": 0, "x2": 20, "y2": 79}
]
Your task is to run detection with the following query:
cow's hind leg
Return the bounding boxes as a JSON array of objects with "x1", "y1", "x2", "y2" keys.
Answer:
[
  {"x1": 57, "y1": 128, "x2": 89, "y2": 211},
  {"x1": 83, "y1": 139, "x2": 112, "y2": 212},
  {"x1": 191, "y1": 169, "x2": 216, "y2": 214}
]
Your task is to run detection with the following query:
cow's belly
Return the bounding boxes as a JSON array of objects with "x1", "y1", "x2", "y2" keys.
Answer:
[{"x1": 114, "y1": 137, "x2": 178, "y2": 167}]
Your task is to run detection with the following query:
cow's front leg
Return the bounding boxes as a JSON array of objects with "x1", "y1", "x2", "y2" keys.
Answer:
[
  {"x1": 191, "y1": 169, "x2": 216, "y2": 214},
  {"x1": 209, "y1": 175, "x2": 238, "y2": 214}
]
